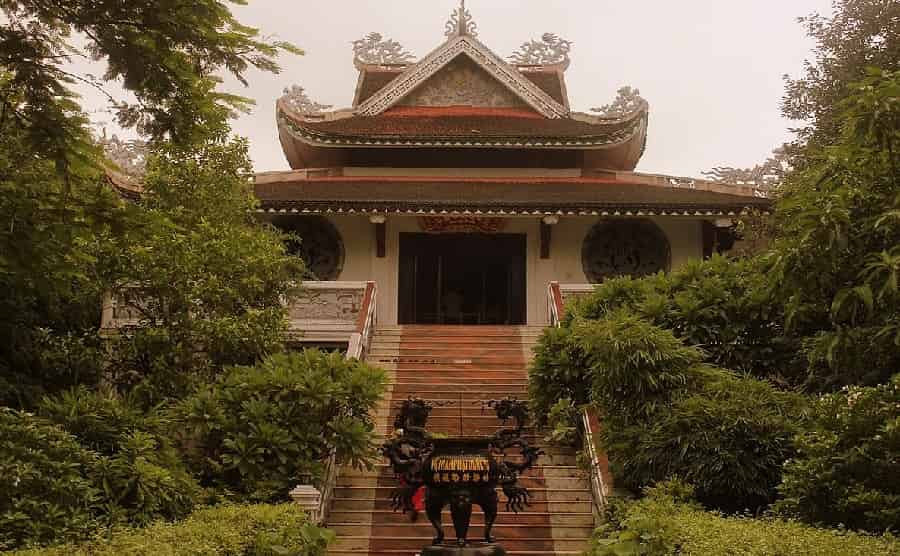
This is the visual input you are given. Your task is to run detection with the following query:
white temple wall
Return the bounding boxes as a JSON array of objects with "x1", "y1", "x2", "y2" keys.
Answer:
[
  {"x1": 329, "y1": 215, "x2": 374, "y2": 281},
  {"x1": 325, "y1": 215, "x2": 705, "y2": 326}
]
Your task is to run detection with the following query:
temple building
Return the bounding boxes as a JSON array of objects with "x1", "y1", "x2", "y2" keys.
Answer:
[
  {"x1": 252, "y1": 2, "x2": 768, "y2": 341},
  {"x1": 100, "y1": 5, "x2": 775, "y2": 551}
]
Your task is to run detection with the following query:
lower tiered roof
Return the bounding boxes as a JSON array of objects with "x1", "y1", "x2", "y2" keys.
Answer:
[{"x1": 254, "y1": 170, "x2": 770, "y2": 217}]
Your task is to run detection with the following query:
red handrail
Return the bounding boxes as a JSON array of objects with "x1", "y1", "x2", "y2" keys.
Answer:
[{"x1": 356, "y1": 281, "x2": 376, "y2": 334}]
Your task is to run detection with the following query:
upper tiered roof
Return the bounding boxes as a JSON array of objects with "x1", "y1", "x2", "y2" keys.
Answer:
[{"x1": 276, "y1": 1, "x2": 650, "y2": 171}]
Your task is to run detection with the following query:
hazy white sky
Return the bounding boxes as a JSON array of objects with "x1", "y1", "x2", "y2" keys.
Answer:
[{"x1": 84, "y1": 0, "x2": 834, "y2": 177}]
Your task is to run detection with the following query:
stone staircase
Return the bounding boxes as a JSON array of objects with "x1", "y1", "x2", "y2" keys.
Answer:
[{"x1": 327, "y1": 325, "x2": 594, "y2": 556}]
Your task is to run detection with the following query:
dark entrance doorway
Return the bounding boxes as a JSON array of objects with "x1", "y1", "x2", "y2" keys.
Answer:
[{"x1": 399, "y1": 233, "x2": 526, "y2": 325}]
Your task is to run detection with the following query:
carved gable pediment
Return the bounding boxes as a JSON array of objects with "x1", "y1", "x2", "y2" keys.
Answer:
[
  {"x1": 398, "y1": 54, "x2": 529, "y2": 109},
  {"x1": 357, "y1": 36, "x2": 569, "y2": 119}
]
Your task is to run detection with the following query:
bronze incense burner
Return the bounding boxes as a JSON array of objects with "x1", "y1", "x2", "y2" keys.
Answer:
[{"x1": 382, "y1": 398, "x2": 542, "y2": 554}]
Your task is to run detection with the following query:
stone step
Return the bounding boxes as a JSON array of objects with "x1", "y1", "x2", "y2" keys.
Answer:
[
  {"x1": 328, "y1": 510, "x2": 594, "y2": 527},
  {"x1": 339, "y1": 465, "x2": 584, "y2": 480},
  {"x1": 384, "y1": 387, "x2": 528, "y2": 395},
  {"x1": 370, "y1": 336, "x2": 536, "y2": 345},
  {"x1": 332, "y1": 487, "x2": 591, "y2": 503},
  {"x1": 373, "y1": 326, "x2": 546, "y2": 335},
  {"x1": 369, "y1": 348, "x2": 529, "y2": 357},
  {"x1": 336, "y1": 475, "x2": 589, "y2": 490},
  {"x1": 328, "y1": 551, "x2": 582, "y2": 556},
  {"x1": 331, "y1": 536, "x2": 587, "y2": 552},
  {"x1": 390, "y1": 382, "x2": 528, "y2": 390},
  {"x1": 330, "y1": 499, "x2": 593, "y2": 514},
  {"x1": 368, "y1": 354, "x2": 531, "y2": 365},
  {"x1": 367, "y1": 363, "x2": 531, "y2": 372},
  {"x1": 377, "y1": 392, "x2": 527, "y2": 403},
  {"x1": 388, "y1": 381, "x2": 529, "y2": 389},
  {"x1": 331, "y1": 523, "x2": 593, "y2": 540}
]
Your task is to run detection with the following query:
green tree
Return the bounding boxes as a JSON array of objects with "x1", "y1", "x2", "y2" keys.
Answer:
[
  {"x1": 769, "y1": 68, "x2": 900, "y2": 390},
  {"x1": 782, "y1": 0, "x2": 899, "y2": 149},
  {"x1": 0, "y1": 0, "x2": 300, "y2": 408},
  {"x1": 0, "y1": 109, "x2": 116, "y2": 407},
  {"x1": 102, "y1": 131, "x2": 303, "y2": 403}
]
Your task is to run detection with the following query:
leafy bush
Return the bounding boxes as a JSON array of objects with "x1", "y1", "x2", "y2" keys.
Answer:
[
  {"x1": 176, "y1": 350, "x2": 385, "y2": 501},
  {"x1": 606, "y1": 371, "x2": 803, "y2": 512},
  {"x1": 11, "y1": 504, "x2": 334, "y2": 556},
  {"x1": 776, "y1": 375, "x2": 900, "y2": 532},
  {"x1": 543, "y1": 397, "x2": 580, "y2": 446},
  {"x1": 0, "y1": 409, "x2": 100, "y2": 550},
  {"x1": 531, "y1": 313, "x2": 803, "y2": 511},
  {"x1": 39, "y1": 387, "x2": 200, "y2": 526},
  {"x1": 571, "y1": 257, "x2": 798, "y2": 385},
  {"x1": 530, "y1": 311, "x2": 704, "y2": 423},
  {"x1": 39, "y1": 386, "x2": 166, "y2": 454},
  {"x1": 529, "y1": 325, "x2": 589, "y2": 425},
  {"x1": 591, "y1": 481, "x2": 899, "y2": 556}
]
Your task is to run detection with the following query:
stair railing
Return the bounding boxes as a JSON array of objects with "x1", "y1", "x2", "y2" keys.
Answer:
[
  {"x1": 346, "y1": 281, "x2": 377, "y2": 361},
  {"x1": 547, "y1": 282, "x2": 609, "y2": 517}
]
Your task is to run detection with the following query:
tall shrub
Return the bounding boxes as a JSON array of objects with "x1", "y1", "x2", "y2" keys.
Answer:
[
  {"x1": 0, "y1": 409, "x2": 100, "y2": 550},
  {"x1": 530, "y1": 313, "x2": 803, "y2": 511},
  {"x1": 570, "y1": 257, "x2": 797, "y2": 386},
  {"x1": 176, "y1": 350, "x2": 385, "y2": 501},
  {"x1": 776, "y1": 375, "x2": 900, "y2": 532},
  {"x1": 39, "y1": 388, "x2": 200, "y2": 526}
]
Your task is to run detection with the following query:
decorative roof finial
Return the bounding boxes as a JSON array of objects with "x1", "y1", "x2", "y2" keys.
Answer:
[
  {"x1": 352, "y1": 32, "x2": 415, "y2": 67},
  {"x1": 445, "y1": 0, "x2": 477, "y2": 38},
  {"x1": 510, "y1": 33, "x2": 573, "y2": 69}
]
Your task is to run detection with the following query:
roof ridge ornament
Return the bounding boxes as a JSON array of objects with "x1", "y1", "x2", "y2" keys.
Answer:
[
  {"x1": 353, "y1": 32, "x2": 415, "y2": 67},
  {"x1": 281, "y1": 85, "x2": 332, "y2": 117},
  {"x1": 445, "y1": 0, "x2": 478, "y2": 38},
  {"x1": 591, "y1": 86, "x2": 647, "y2": 119},
  {"x1": 509, "y1": 33, "x2": 573, "y2": 69}
]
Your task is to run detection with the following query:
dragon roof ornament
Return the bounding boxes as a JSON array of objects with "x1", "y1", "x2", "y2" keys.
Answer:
[
  {"x1": 509, "y1": 33, "x2": 573, "y2": 69},
  {"x1": 591, "y1": 86, "x2": 648, "y2": 119},
  {"x1": 352, "y1": 32, "x2": 415, "y2": 67},
  {"x1": 445, "y1": 0, "x2": 477, "y2": 38},
  {"x1": 702, "y1": 147, "x2": 789, "y2": 191},
  {"x1": 280, "y1": 85, "x2": 332, "y2": 117},
  {"x1": 98, "y1": 133, "x2": 148, "y2": 178}
]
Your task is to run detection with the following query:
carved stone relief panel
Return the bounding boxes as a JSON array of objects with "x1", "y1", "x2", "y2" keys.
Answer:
[
  {"x1": 581, "y1": 219, "x2": 671, "y2": 283},
  {"x1": 288, "y1": 288, "x2": 363, "y2": 322},
  {"x1": 398, "y1": 56, "x2": 527, "y2": 108}
]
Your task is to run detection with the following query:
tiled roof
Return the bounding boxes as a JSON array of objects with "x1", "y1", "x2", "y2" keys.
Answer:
[
  {"x1": 521, "y1": 71, "x2": 567, "y2": 107},
  {"x1": 278, "y1": 104, "x2": 646, "y2": 149},
  {"x1": 254, "y1": 173, "x2": 771, "y2": 216},
  {"x1": 354, "y1": 69, "x2": 403, "y2": 105}
]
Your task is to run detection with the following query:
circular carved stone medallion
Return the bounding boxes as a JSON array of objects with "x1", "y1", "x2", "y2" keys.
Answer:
[
  {"x1": 272, "y1": 216, "x2": 345, "y2": 280},
  {"x1": 581, "y1": 219, "x2": 670, "y2": 283}
]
